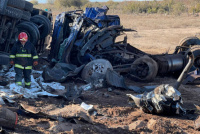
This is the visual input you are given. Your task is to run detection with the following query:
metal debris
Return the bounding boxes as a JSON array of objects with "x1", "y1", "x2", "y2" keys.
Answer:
[
  {"x1": 0, "y1": 68, "x2": 82, "y2": 104},
  {"x1": 127, "y1": 52, "x2": 194, "y2": 115},
  {"x1": 42, "y1": 63, "x2": 84, "y2": 82},
  {"x1": 79, "y1": 83, "x2": 93, "y2": 91},
  {"x1": 183, "y1": 69, "x2": 200, "y2": 84}
]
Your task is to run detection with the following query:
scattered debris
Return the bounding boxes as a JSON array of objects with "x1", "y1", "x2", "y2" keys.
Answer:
[
  {"x1": 183, "y1": 69, "x2": 200, "y2": 84},
  {"x1": 79, "y1": 83, "x2": 93, "y2": 91},
  {"x1": 127, "y1": 52, "x2": 194, "y2": 115},
  {"x1": 0, "y1": 68, "x2": 82, "y2": 104},
  {"x1": 108, "y1": 88, "x2": 112, "y2": 92},
  {"x1": 42, "y1": 63, "x2": 84, "y2": 82},
  {"x1": 106, "y1": 69, "x2": 127, "y2": 89},
  {"x1": 81, "y1": 102, "x2": 93, "y2": 111},
  {"x1": 65, "y1": 83, "x2": 83, "y2": 101}
]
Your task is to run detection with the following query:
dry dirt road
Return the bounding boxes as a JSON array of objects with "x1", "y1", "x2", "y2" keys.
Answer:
[{"x1": 6, "y1": 14, "x2": 200, "y2": 134}]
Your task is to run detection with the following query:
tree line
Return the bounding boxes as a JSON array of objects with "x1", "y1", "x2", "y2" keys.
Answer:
[{"x1": 30, "y1": 0, "x2": 200, "y2": 15}]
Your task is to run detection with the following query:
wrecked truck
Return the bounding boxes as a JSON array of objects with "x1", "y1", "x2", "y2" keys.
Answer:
[
  {"x1": 47, "y1": 7, "x2": 200, "y2": 82},
  {"x1": 0, "y1": 0, "x2": 53, "y2": 67}
]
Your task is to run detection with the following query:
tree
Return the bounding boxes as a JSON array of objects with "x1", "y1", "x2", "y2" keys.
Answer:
[{"x1": 54, "y1": 0, "x2": 88, "y2": 8}]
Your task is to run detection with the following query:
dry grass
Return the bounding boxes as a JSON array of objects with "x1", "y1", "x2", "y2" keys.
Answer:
[{"x1": 113, "y1": 13, "x2": 200, "y2": 54}]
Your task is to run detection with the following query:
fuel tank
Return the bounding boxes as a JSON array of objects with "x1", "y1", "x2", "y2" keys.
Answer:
[{"x1": 152, "y1": 54, "x2": 187, "y2": 74}]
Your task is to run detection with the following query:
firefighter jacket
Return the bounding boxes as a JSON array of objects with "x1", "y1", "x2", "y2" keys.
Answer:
[{"x1": 10, "y1": 41, "x2": 38, "y2": 69}]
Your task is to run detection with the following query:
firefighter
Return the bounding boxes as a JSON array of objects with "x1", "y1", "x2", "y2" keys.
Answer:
[{"x1": 9, "y1": 32, "x2": 38, "y2": 88}]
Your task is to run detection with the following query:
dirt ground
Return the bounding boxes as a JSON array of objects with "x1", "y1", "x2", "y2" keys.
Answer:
[{"x1": 4, "y1": 14, "x2": 200, "y2": 134}]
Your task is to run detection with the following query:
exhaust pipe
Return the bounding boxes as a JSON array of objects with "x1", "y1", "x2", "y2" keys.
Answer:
[{"x1": 173, "y1": 51, "x2": 194, "y2": 89}]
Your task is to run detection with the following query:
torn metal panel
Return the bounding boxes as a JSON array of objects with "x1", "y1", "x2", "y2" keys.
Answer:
[
  {"x1": 183, "y1": 69, "x2": 200, "y2": 84},
  {"x1": 106, "y1": 69, "x2": 128, "y2": 89},
  {"x1": 127, "y1": 84, "x2": 184, "y2": 115},
  {"x1": 106, "y1": 69, "x2": 144, "y2": 93},
  {"x1": 42, "y1": 63, "x2": 84, "y2": 82},
  {"x1": 80, "y1": 25, "x2": 122, "y2": 56}
]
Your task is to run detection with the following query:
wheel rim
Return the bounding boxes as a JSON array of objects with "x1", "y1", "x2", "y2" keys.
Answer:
[{"x1": 88, "y1": 63, "x2": 105, "y2": 76}]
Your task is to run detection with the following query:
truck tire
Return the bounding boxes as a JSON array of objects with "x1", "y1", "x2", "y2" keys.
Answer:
[
  {"x1": 21, "y1": 21, "x2": 40, "y2": 40},
  {"x1": 15, "y1": 22, "x2": 39, "y2": 46},
  {"x1": 24, "y1": 1, "x2": 33, "y2": 12},
  {"x1": 22, "y1": 10, "x2": 31, "y2": 21},
  {"x1": 0, "y1": 54, "x2": 9, "y2": 65},
  {"x1": 31, "y1": 8, "x2": 39, "y2": 16},
  {"x1": 130, "y1": 55, "x2": 158, "y2": 82},
  {"x1": 0, "y1": 0, "x2": 8, "y2": 14},
  {"x1": 7, "y1": 0, "x2": 25, "y2": 10},
  {"x1": 30, "y1": 15, "x2": 51, "y2": 39},
  {"x1": 185, "y1": 45, "x2": 200, "y2": 68},
  {"x1": 5, "y1": 6, "x2": 23, "y2": 19},
  {"x1": 179, "y1": 36, "x2": 200, "y2": 52}
]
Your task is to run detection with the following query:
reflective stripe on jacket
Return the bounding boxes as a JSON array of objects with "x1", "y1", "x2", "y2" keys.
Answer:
[{"x1": 10, "y1": 41, "x2": 38, "y2": 68}]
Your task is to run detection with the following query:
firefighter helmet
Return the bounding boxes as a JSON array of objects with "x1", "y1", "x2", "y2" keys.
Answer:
[{"x1": 18, "y1": 32, "x2": 28, "y2": 42}]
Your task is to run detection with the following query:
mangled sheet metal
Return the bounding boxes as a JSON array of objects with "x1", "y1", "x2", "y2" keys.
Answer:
[
  {"x1": 0, "y1": 67, "x2": 82, "y2": 105},
  {"x1": 127, "y1": 84, "x2": 184, "y2": 115},
  {"x1": 42, "y1": 63, "x2": 84, "y2": 82},
  {"x1": 106, "y1": 69, "x2": 146, "y2": 93},
  {"x1": 127, "y1": 52, "x2": 194, "y2": 115},
  {"x1": 183, "y1": 69, "x2": 200, "y2": 84}
]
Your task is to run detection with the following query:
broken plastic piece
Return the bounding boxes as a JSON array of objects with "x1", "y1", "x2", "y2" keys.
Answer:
[
  {"x1": 79, "y1": 83, "x2": 93, "y2": 91},
  {"x1": 81, "y1": 102, "x2": 93, "y2": 111}
]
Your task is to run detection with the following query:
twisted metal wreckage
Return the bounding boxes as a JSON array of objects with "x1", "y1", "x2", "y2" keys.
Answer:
[
  {"x1": 1, "y1": 6, "x2": 200, "y2": 131},
  {"x1": 45, "y1": 7, "x2": 200, "y2": 84}
]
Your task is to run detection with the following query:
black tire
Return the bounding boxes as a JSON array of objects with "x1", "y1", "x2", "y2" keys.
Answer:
[
  {"x1": 30, "y1": 15, "x2": 51, "y2": 39},
  {"x1": 7, "y1": 0, "x2": 25, "y2": 10},
  {"x1": 5, "y1": 6, "x2": 23, "y2": 19},
  {"x1": 0, "y1": 54, "x2": 9, "y2": 65},
  {"x1": 81, "y1": 59, "x2": 113, "y2": 82},
  {"x1": 130, "y1": 55, "x2": 158, "y2": 82},
  {"x1": 179, "y1": 36, "x2": 200, "y2": 51},
  {"x1": 24, "y1": 1, "x2": 33, "y2": 12},
  {"x1": 0, "y1": 0, "x2": 8, "y2": 14},
  {"x1": 22, "y1": 10, "x2": 31, "y2": 21},
  {"x1": 185, "y1": 45, "x2": 200, "y2": 68},
  {"x1": 15, "y1": 22, "x2": 39, "y2": 46},
  {"x1": 21, "y1": 21, "x2": 40, "y2": 40},
  {"x1": 31, "y1": 8, "x2": 39, "y2": 16}
]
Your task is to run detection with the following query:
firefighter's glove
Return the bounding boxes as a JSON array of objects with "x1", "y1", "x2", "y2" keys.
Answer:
[
  {"x1": 33, "y1": 61, "x2": 38, "y2": 66},
  {"x1": 10, "y1": 61, "x2": 14, "y2": 65}
]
